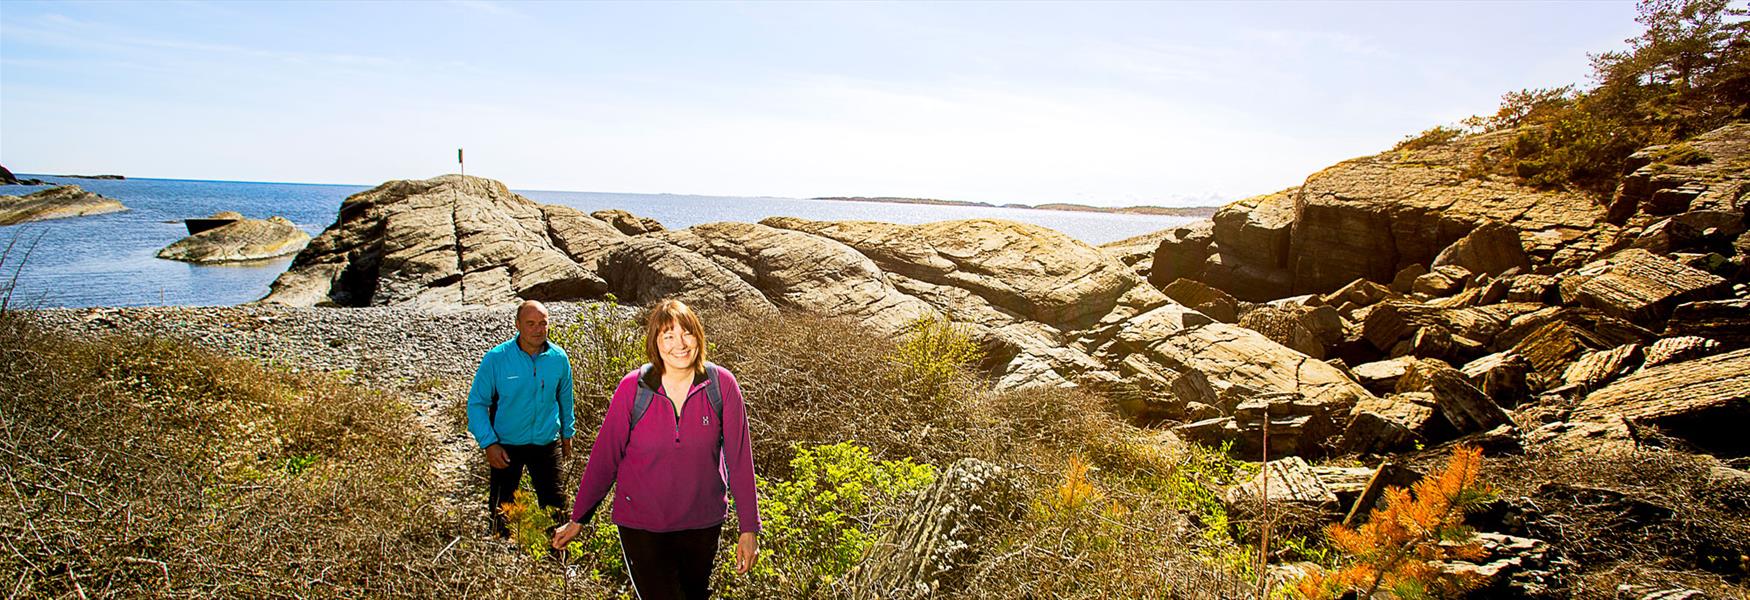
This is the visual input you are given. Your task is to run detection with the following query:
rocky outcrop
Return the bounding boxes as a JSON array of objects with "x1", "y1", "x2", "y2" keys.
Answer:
[
  {"x1": 267, "y1": 177, "x2": 1377, "y2": 426},
  {"x1": 1291, "y1": 131, "x2": 1608, "y2": 294},
  {"x1": 261, "y1": 175, "x2": 617, "y2": 307},
  {"x1": 156, "y1": 214, "x2": 312, "y2": 263},
  {"x1": 0, "y1": 164, "x2": 46, "y2": 186},
  {"x1": 0, "y1": 185, "x2": 126, "y2": 226}
]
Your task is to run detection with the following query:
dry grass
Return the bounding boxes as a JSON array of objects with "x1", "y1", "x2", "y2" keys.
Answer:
[
  {"x1": 1484, "y1": 446, "x2": 1750, "y2": 598},
  {"x1": 0, "y1": 303, "x2": 1297, "y2": 599},
  {"x1": 0, "y1": 312, "x2": 614, "y2": 599}
]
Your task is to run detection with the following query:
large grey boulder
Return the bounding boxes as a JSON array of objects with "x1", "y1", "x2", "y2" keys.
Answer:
[
  {"x1": 260, "y1": 175, "x2": 616, "y2": 307},
  {"x1": 1211, "y1": 188, "x2": 1296, "y2": 268},
  {"x1": 1430, "y1": 220, "x2": 1531, "y2": 278},
  {"x1": 0, "y1": 185, "x2": 126, "y2": 226},
  {"x1": 1200, "y1": 189, "x2": 1298, "y2": 301},
  {"x1": 156, "y1": 215, "x2": 311, "y2": 263},
  {"x1": 598, "y1": 236, "x2": 777, "y2": 316},
  {"x1": 1108, "y1": 317, "x2": 1376, "y2": 415}
]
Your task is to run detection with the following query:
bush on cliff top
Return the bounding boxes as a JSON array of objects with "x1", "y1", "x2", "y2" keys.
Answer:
[{"x1": 1428, "y1": 0, "x2": 1746, "y2": 196}]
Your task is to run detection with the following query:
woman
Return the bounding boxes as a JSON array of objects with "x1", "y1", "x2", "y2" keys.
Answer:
[{"x1": 552, "y1": 299, "x2": 760, "y2": 600}]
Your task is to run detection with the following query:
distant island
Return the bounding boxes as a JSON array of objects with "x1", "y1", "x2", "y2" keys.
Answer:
[
  {"x1": 57, "y1": 174, "x2": 126, "y2": 180},
  {"x1": 813, "y1": 196, "x2": 1220, "y2": 217}
]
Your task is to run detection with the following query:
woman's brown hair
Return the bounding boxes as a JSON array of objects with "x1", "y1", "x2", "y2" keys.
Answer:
[{"x1": 644, "y1": 298, "x2": 708, "y2": 375}]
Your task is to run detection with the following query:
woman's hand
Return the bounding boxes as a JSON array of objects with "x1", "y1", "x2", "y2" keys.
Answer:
[
  {"x1": 550, "y1": 521, "x2": 583, "y2": 550},
  {"x1": 735, "y1": 531, "x2": 758, "y2": 574}
]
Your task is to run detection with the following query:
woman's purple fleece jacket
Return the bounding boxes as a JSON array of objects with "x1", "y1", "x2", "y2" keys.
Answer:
[{"x1": 570, "y1": 366, "x2": 761, "y2": 534}]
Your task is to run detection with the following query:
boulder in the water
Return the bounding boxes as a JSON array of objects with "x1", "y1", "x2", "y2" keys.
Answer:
[{"x1": 156, "y1": 215, "x2": 312, "y2": 263}]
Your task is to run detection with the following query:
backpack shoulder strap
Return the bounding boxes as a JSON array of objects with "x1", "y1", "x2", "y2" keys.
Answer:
[
  {"x1": 629, "y1": 363, "x2": 656, "y2": 435},
  {"x1": 702, "y1": 362, "x2": 725, "y2": 421}
]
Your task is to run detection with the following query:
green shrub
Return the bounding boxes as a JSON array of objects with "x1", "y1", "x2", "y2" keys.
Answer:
[
  {"x1": 891, "y1": 316, "x2": 984, "y2": 403},
  {"x1": 726, "y1": 441, "x2": 936, "y2": 597},
  {"x1": 1501, "y1": 105, "x2": 1648, "y2": 193},
  {"x1": 1392, "y1": 126, "x2": 1465, "y2": 152},
  {"x1": 551, "y1": 302, "x2": 645, "y2": 396}
]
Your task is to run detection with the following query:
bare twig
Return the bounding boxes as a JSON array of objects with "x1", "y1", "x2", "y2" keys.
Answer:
[{"x1": 122, "y1": 556, "x2": 171, "y2": 585}]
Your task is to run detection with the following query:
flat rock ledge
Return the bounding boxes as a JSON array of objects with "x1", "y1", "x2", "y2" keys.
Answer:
[{"x1": 0, "y1": 185, "x2": 127, "y2": 226}]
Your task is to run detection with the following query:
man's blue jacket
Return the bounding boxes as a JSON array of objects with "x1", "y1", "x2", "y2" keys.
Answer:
[{"x1": 466, "y1": 337, "x2": 576, "y2": 448}]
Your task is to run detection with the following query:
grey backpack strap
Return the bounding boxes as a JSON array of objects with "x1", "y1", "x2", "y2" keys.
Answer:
[
  {"x1": 703, "y1": 362, "x2": 725, "y2": 421},
  {"x1": 629, "y1": 363, "x2": 656, "y2": 436}
]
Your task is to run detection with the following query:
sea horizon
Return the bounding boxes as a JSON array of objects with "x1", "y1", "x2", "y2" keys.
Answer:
[
  {"x1": 1, "y1": 175, "x2": 1200, "y2": 308},
  {"x1": 11, "y1": 172, "x2": 1228, "y2": 213}
]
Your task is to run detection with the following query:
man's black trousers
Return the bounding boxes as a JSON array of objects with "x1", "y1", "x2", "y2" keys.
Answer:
[{"x1": 487, "y1": 442, "x2": 565, "y2": 536}]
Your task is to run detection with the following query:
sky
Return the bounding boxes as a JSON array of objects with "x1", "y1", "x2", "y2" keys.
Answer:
[{"x1": 1, "y1": 1, "x2": 1642, "y2": 207}]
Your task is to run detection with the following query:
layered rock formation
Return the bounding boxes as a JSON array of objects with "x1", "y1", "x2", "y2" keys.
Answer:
[
  {"x1": 1136, "y1": 121, "x2": 1749, "y2": 464},
  {"x1": 156, "y1": 213, "x2": 313, "y2": 263},
  {"x1": 0, "y1": 185, "x2": 126, "y2": 226}
]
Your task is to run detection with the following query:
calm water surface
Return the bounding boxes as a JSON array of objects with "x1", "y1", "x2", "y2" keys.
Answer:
[{"x1": 1, "y1": 176, "x2": 1195, "y2": 308}]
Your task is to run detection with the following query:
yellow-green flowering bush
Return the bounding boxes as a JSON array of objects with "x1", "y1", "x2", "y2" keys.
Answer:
[{"x1": 731, "y1": 441, "x2": 936, "y2": 597}]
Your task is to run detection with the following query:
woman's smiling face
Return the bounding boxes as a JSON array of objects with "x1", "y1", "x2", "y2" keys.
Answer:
[{"x1": 656, "y1": 322, "x2": 698, "y2": 373}]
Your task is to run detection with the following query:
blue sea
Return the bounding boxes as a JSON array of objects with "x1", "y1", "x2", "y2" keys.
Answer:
[{"x1": 0, "y1": 176, "x2": 1197, "y2": 308}]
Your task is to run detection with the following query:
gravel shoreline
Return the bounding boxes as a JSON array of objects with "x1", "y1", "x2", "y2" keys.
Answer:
[{"x1": 25, "y1": 301, "x2": 629, "y2": 390}]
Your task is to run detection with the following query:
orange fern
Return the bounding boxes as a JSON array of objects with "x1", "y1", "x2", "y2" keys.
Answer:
[{"x1": 1294, "y1": 446, "x2": 1494, "y2": 599}]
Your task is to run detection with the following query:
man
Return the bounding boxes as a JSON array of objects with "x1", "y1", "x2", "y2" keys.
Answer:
[{"x1": 467, "y1": 300, "x2": 576, "y2": 537}]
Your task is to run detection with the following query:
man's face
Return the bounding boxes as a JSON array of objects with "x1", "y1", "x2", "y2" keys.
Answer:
[{"x1": 516, "y1": 305, "x2": 549, "y2": 347}]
